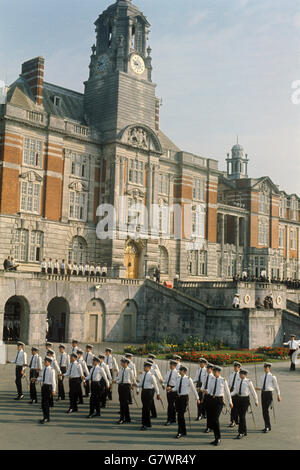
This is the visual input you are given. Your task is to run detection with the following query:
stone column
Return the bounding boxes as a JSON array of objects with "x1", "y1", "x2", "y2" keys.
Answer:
[
  {"x1": 235, "y1": 216, "x2": 240, "y2": 275},
  {"x1": 113, "y1": 155, "x2": 120, "y2": 231},
  {"x1": 147, "y1": 162, "x2": 153, "y2": 232},
  {"x1": 61, "y1": 149, "x2": 71, "y2": 223}
]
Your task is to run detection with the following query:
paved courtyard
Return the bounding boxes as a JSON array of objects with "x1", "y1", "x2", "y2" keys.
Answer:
[{"x1": 0, "y1": 345, "x2": 300, "y2": 450}]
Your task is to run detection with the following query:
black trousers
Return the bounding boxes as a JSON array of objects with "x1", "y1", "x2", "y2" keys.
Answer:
[
  {"x1": 118, "y1": 383, "x2": 131, "y2": 421},
  {"x1": 206, "y1": 396, "x2": 224, "y2": 440},
  {"x1": 69, "y1": 378, "x2": 81, "y2": 411},
  {"x1": 15, "y1": 366, "x2": 23, "y2": 396},
  {"x1": 197, "y1": 390, "x2": 206, "y2": 418},
  {"x1": 100, "y1": 378, "x2": 107, "y2": 407},
  {"x1": 261, "y1": 391, "x2": 273, "y2": 429},
  {"x1": 236, "y1": 396, "x2": 250, "y2": 434},
  {"x1": 175, "y1": 395, "x2": 188, "y2": 435},
  {"x1": 107, "y1": 369, "x2": 113, "y2": 400},
  {"x1": 202, "y1": 394, "x2": 209, "y2": 428},
  {"x1": 90, "y1": 381, "x2": 101, "y2": 415},
  {"x1": 85, "y1": 366, "x2": 92, "y2": 396},
  {"x1": 41, "y1": 384, "x2": 52, "y2": 420},
  {"x1": 29, "y1": 369, "x2": 39, "y2": 400},
  {"x1": 142, "y1": 389, "x2": 154, "y2": 427},
  {"x1": 78, "y1": 378, "x2": 84, "y2": 403},
  {"x1": 150, "y1": 389, "x2": 157, "y2": 417},
  {"x1": 167, "y1": 390, "x2": 177, "y2": 422},
  {"x1": 231, "y1": 394, "x2": 239, "y2": 424},
  {"x1": 58, "y1": 367, "x2": 67, "y2": 399}
]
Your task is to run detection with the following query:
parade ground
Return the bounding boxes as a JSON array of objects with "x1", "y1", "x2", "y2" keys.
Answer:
[{"x1": 0, "y1": 347, "x2": 300, "y2": 451}]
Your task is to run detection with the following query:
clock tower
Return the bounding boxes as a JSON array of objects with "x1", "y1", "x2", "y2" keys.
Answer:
[{"x1": 84, "y1": 0, "x2": 156, "y2": 140}]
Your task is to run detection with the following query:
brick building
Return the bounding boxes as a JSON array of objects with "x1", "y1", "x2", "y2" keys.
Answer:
[{"x1": 0, "y1": 0, "x2": 299, "y2": 282}]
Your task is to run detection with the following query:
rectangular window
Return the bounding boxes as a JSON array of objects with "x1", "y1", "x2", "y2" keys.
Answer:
[
  {"x1": 23, "y1": 138, "x2": 43, "y2": 167},
  {"x1": 290, "y1": 229, "x2": 296, "y2": 250},
  {"x1": 13, "y1": 229, "x2": 29, "y2": 262},
  {"x1": 128, "y1": 160, "x2": 144, "y2": 185},
  {"x1": 278, "y1": 226, "x2": 285, "y2": 248},
  {"x1": 20, "y1": 182, "x2": 41, "y2": 214},
  {"x1": 71, "y1": 153, "x2": 88, "y2": 179},
  {"x1": 259, "y1": 193, "x2": 269, "y2": 214},
  {"x1": 193, "y1": 178, "x2": 205, "y2": 201},
  {"x1": 29, "y1": 231, "x2": 43, "y2": 262},
  {"x1": 279, "y1": 199, "x2": 286, "y2": 218},
  {"x1": 258, "y1": 219, "x2": 269, "y2": 245},
  {"x1": 159, "y1": 174, "x2": 168, "y2": 195},
  {"x1": 69, "y1": 191, "x2": 87, "y2": 221}
]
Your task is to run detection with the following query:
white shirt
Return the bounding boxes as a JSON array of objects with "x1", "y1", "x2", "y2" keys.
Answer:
[
  {"x1": 207, "y1": 376, "x2": 232, "y2": 404},
  {"x1": 137, "y1": 371, "x2": 159, "y2": 394},
  {"x1": 53, "y1": 261, "x2": 59, "y2": 269},
  {"x1": 102, "y1": 266, "x2": 107, "y2": 274},
  {"x1": 100, "y1": 362, "x2": 112, "y2": 382},
  {"x1": 78, "y1": 358, "x2": 89, "y2": 376},
  {"x1": 47, "y1": 261, "x2": 53, "y2": 268},
  {"x1": 176, "y1": 362, "x2": 181, "y2": 371},
  {"x1": 201, "y1": 372, "x2": 213, "y2": 391},
  {"x1": 163, "y1": 369, "x2": 180, "y2": 388},
  {"x1": 85, "y1": 365, "x2": 109, "y2": 387},
  {"x1": 150, "y1": 362, "x2": 163, "y2": 382},
  {"x1": 193, "y1": 367, "x2": 207, "y2": 387},
  {"x1": 78, "y1": 264, "x2": 84, "y2": 272},
  {"x1": 96, "y1": 265, "x2": 101, "y2": 274},
  {"x1": 51, "y1": 359, "x2": 61, "y2": 375},
  {"x1": 258, "y1": 373, "x2": 280, "y2": 395},
  {"x1": 104, "y1": 355, "x2": 119, "y2": 372},
  {"x1": 84, "y1": 264, "x2": 90, "y2": 272},
  {"x1": 127, "y1": 360, "x2": 137, "y2": 379},
  {"x1": 84, "y1": 351, "x2": 94, "y2": 367},
  {"x1": 231, "y1": 378, "x2": 258, "y2": 403},
  {"x1": 11, "y1": 349, "x2": 27, "y2": 367},
  {"x1": 284, "y1": 340, "x2": 300, "y2": 350},
  {"x1": 69, "y1": 346, "x2": 78, "y2": 355},
  {"x1": 41, "y1": 261, "x2": 47, "y2": 269},
  {"x1": 28, "y1": 354, "x2": 42, "y2": 370},
  {"x1": 58, "y1": 352, "x2": 70, "y2": 368},
  {"x1": 64, "y1": 361, "x2": 83, "y2": 378},
  {"x1": 38, "y1": 366, "x2": 56, "y2": 392},
  {"x1": 72, "y1": 264, "x2": 78, "y2": 273},
  {"x1": 115, "y1": 367, "x2": 135, "y2": 385},
  {"x1": 173, "y1": 375, "x2": 199, "y2": 400},
  {"x1": 229, "y1": 371, "x2": 241, "y2": 390}
]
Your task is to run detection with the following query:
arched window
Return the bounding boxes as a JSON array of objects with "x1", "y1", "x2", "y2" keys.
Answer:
[
  {"x1": 159, "y1": 246, "x2": 169, "y2": 274},
  {"x1": 68, "y1": 236, "x2": 87, "y2": 264}
]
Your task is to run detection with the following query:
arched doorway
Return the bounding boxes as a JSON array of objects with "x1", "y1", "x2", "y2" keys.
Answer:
[
  {"x1": 85, "y1": 299, "x2": 105, "y2": 343},
  {"x1": 120, "y1": 299, "x2": 137, "y2": 342},
  {"x1": 159, "y1": 246, "x2": 169, "y2": 274},
  {"x1": 124, "y1": 241, "x2": 139, "y2": 279},
  {"x1": 47, "y1": 297, "x2": 70, "y2": 343},
  {"x1": 3, "y1": 296, "x2": 30, "y2": 344}
]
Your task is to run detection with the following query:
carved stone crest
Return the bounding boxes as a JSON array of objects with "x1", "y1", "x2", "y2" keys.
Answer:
[{"x1": 128, "y1": 127, "x2": 148, "y2": 150}]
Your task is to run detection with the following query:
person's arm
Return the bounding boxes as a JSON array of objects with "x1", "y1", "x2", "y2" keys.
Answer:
[
  {"x1": 78, "y1": 363, "x2": 84, "y2": 379},
  {"x1": 152, "y1": 375, "x2": 160, "y2": 396},
  {"x1": 51, "y1": 369, "x2": 56, "y2": 394},
  {"x1": 38, "y1": 357, "x2": 43, "y2": 370},
  {"x1": 249, "y1": 381, "x2": 258, "y2": 405},
  {"x1": 155, "y1": 365, "x2": 163, "y2": 382},
  {"x1": 101, "y1": 368, "x2": 110, "y2": 388},
  {"x1": 113, "y1": 357, "x2": 119, "y2": 373},
  {"x1": 224, "y1": 379, "x2": 233, "y2": 406},
  {"x1": 189, "y1": 377, "x2": 199, "y2": 400},
  {"x1": 64, "y1": 364, "x2": 71, "y2": 377},
  {"x1": 37, "y1": 368, "x2": 43, "y2": 382},
  {"x1": 272, "y1": 376, "x2": 281, "y2": 399},
  {"x1": 106, "y1": 366, "x2": 112, "y2": 382}
]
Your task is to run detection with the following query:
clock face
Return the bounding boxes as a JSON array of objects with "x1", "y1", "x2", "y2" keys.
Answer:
[
  {"x1": 97, "y1": 54, "x2": 109, "y2": 73},
  {"x1": 130, "y1": 54, "x2": 145, "y2": 75}
]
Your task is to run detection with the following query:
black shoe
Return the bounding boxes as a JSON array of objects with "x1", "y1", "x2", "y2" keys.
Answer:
[
  {"x1": 213, "y1": 439, "x2": 221, "y2": 446},
  {"x1": 204, "y1": 428, "x2": 210, "y2": 433},
  {"x1": 195, "y1": 416, "x2": 201, "y2": 421},
  {"x1": 165, "y1": 421, "x2": 172, "y2": 426},
  {"x1": 34, "y1": 399, "x2": 38, "y2": 404},
  {"x1": 117, "y1": 420, "x2": 125, "y2": 424},
  {"x1": 40, "y1": 419, "x2": 49, "y2": 424},
  {"x1": 175, "y1": 433, "x2": 186, "y2": 439},
  {"x1": 66, "y1": 409, "x2": 75, "y2": 414},
  {"x1": 140, "y1": 426, "x2": 147, "y2": 431},
  {"x1": 236, "y1": 434, "x2": 244, "y2": 439},
  {"x1": 87, "y1": 414, "x2": 94, "y2": 419},
  {"x1": 229, "y1": 422, "x2": 235, "y2": 428},
  {"x1": 28, "y1": 400, "x2": 34, "y2": 404},
  {"x1": 262, "y1": 428, "x2": 271, "y2": 433}
]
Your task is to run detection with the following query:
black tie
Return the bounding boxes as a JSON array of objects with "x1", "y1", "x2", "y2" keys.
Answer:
[
  {"x1": 197, "y1": 369, "x2": 202, "y2": 387},
  {"x1": 142, "y1": 372, "x2": 147, "y2": 389},
  {"x1": 70, "y1": 363, "x2": 73, "y2": 376},
  {"x1": 121, "y1": 368, "x2": 125, "y2": 384},
  {"x1": 60, "y1": 355, "x2": 63, "y2": 367},
  {"x1": 29, "y1": 356, "x2": 34, "y2": 368},
  {"x1": 213, "y1": 377, "x2": 218, "y2": 396},
  {"x1": 231, "y1": 372, "x2": 237, "y2": 392},
  {"x1": 239, "y1": 379, "x2": 243, "y2": 395},
  {"x1": 167, "y1": 370, "x2": 173, "y2": 387},
  {"x1": 15, "y1": 351, "x2": 20, "y2": 363},
  {"x1": 205, "y1": 375, "x2": 209, "y2": 389},
  {"x1": 85, "y1": 353, "x2": 88, "y2": 362},
  {"x1": 43, "y1": 367, "x2": 46, "y2": 382},
  {"x1": 179, "y1": 377, "x2": 183, "y2": 394},
  {"x1": 91, "y1": 367, "x2": 95, "y2": 381},
  {"x1": 262, "y1": 374, "x2": 267, "y2": 391}
]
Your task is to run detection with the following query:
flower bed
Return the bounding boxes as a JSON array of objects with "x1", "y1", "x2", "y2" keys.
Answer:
[
  {"x1": 254, "y1": 346, "x2": 289, "y2": 360},
  {"x1": 167, "y1": 351, "x2": 264, "y2": 366}
]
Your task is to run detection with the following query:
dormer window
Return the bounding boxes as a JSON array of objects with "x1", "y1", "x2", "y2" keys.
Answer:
[{"x1": 54, "y1": 96, "x2": 62, "y2": 107}]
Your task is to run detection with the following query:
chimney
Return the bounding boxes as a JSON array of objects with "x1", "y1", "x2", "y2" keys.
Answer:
[
  {"x1": 155, "y1": 97, "x2": 160, "y2": 132},
  {"x1": 21, "y1": 56, "x2": 44, "y2": 106}
]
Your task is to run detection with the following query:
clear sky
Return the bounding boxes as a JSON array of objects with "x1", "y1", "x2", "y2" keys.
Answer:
[{"x1": 1, "y1": 0, "x2": 300, "y2": 194}]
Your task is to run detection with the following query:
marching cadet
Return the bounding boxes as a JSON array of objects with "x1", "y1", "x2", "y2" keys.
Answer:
[
  {"x1": 36, "y1": 357, "x2": 56, "y2": 424},
  {"x1": 200, "y1": 362, "x2": 214, "y2": 433},
  {"x1": 90, "y1": 262, "x2": 95, "y2": 276},
  {"x1": 98, "y1": 353, "x2": 112, "y2": 408},
  {"x1": 173, "y1": 355, "x2": 182, "y2": 371},
  {"x1": 114, "y1": 357, "x2": 136, "y2": 424},
  {"x1": 147, "y1": 355, "x2": 163, "y2": 419},
  {"x1": 85, "y1": 356, "x2": 110, "y2": 418},
  {"x1": 57, "y1": 344, "x2": 69, "y2": 401},
  {"x1": 72, "y1": 262, "x2": 78, "y2": 276},
  {"x1": 47, "y1": 349, "x2": 61, "y2": 407},
  {"x1": 283, "y1": 334, "x2": 300, "y2": 371},
  {"x1": 78, "y1": 263, "x2": 84, "y2": 276},
  {"x1": 161, "y1": 359, "x2": 180, "y2": 426},
  {"x1": 231, "y1": 368, "x2": 258, "y2": 439},
  {"x1": 84, "y1": 262, "x2": 90, "y2": 277},
  {"x1": 173, "y1": 365, "x2": 200, "y2": 439},
  {"x1": 70, "y1": 339, "x2": 79, "y2": 355},
  {"x1": 53, "y1": 259, "x2": 59, "y2": 275},
  {"x1": 96, "y1": 264, "x2": 101, "y2": 276},
  {"x1": 255, "y1": 362, "x2": 281, "y2": 433},
  {"x1": 124, "y1": 353, "x2": 137, "y2": 404},
  {"x1": 47, "y1": 258, "x2": 53, "y2": 274},
  {"x1": 41, "y1": 258, "x2": 47, "y2": 274},
  {"x1": 84, "y1": 344, "x2": 94, "y2": 397},
  {"x1": 77, "y1": 349, "x2": 89, "y2": 404},
  {"x1": 6, "y1": 341, "x2": 27, "y2": 400},
  {"x1": 205, "y1": 365, "x2": 233, "y2": 446},
  {"x1": 228, "y1": 361, "x2": 242, "y2": 428},
  {"x1": 136, "y1": 361, "x2": 161, "y2": 431},
  {"x1": 104, "y1": 348, "x2": 119, "y2": 400},
  {"x1": 60, "y1": 259, "x2": 66, "y2": 276},
  {"x1": 193, "y1": 357, "x2": 208, "y2": 421},
  {"x1": 28, "y1": 347, "x2": 42, "y2": 404},
  {"x1": 64, "y1": 353, "x2": 84, "y2": 413}
]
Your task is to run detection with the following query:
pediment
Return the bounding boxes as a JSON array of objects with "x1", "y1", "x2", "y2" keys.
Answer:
[
  {"x1": 126, "y1": 187, "x2": 145, "y2": 199},
  {"x1": 118, "y1": 124, "x2": 163, "y2": 154},
  {"x1": 252, "y1": 177, "x2": 280, "y2": 194},
  {"x1": 68, "y1": 180, "x2": 89, "y2": 192},
  {"x1": 19, "y1": 170, "x2": 42, "y2": 182}
]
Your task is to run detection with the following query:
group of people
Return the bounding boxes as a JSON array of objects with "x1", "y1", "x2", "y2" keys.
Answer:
[
  {"x1": 40, "y1": 259, "x2": 108, "y2": 277},
  {"x1": 233, "y1": 270, "x2": 300, "y2": 289},
  {"x1": 232, "y1": 293, "x2": 274, "y2": 310},
  {"x1": 3, "y1": 256, "x2": 18, "y2": 271},
  {"x1": 6, "y1": 341, "x2": 286, "y2": 446}
]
